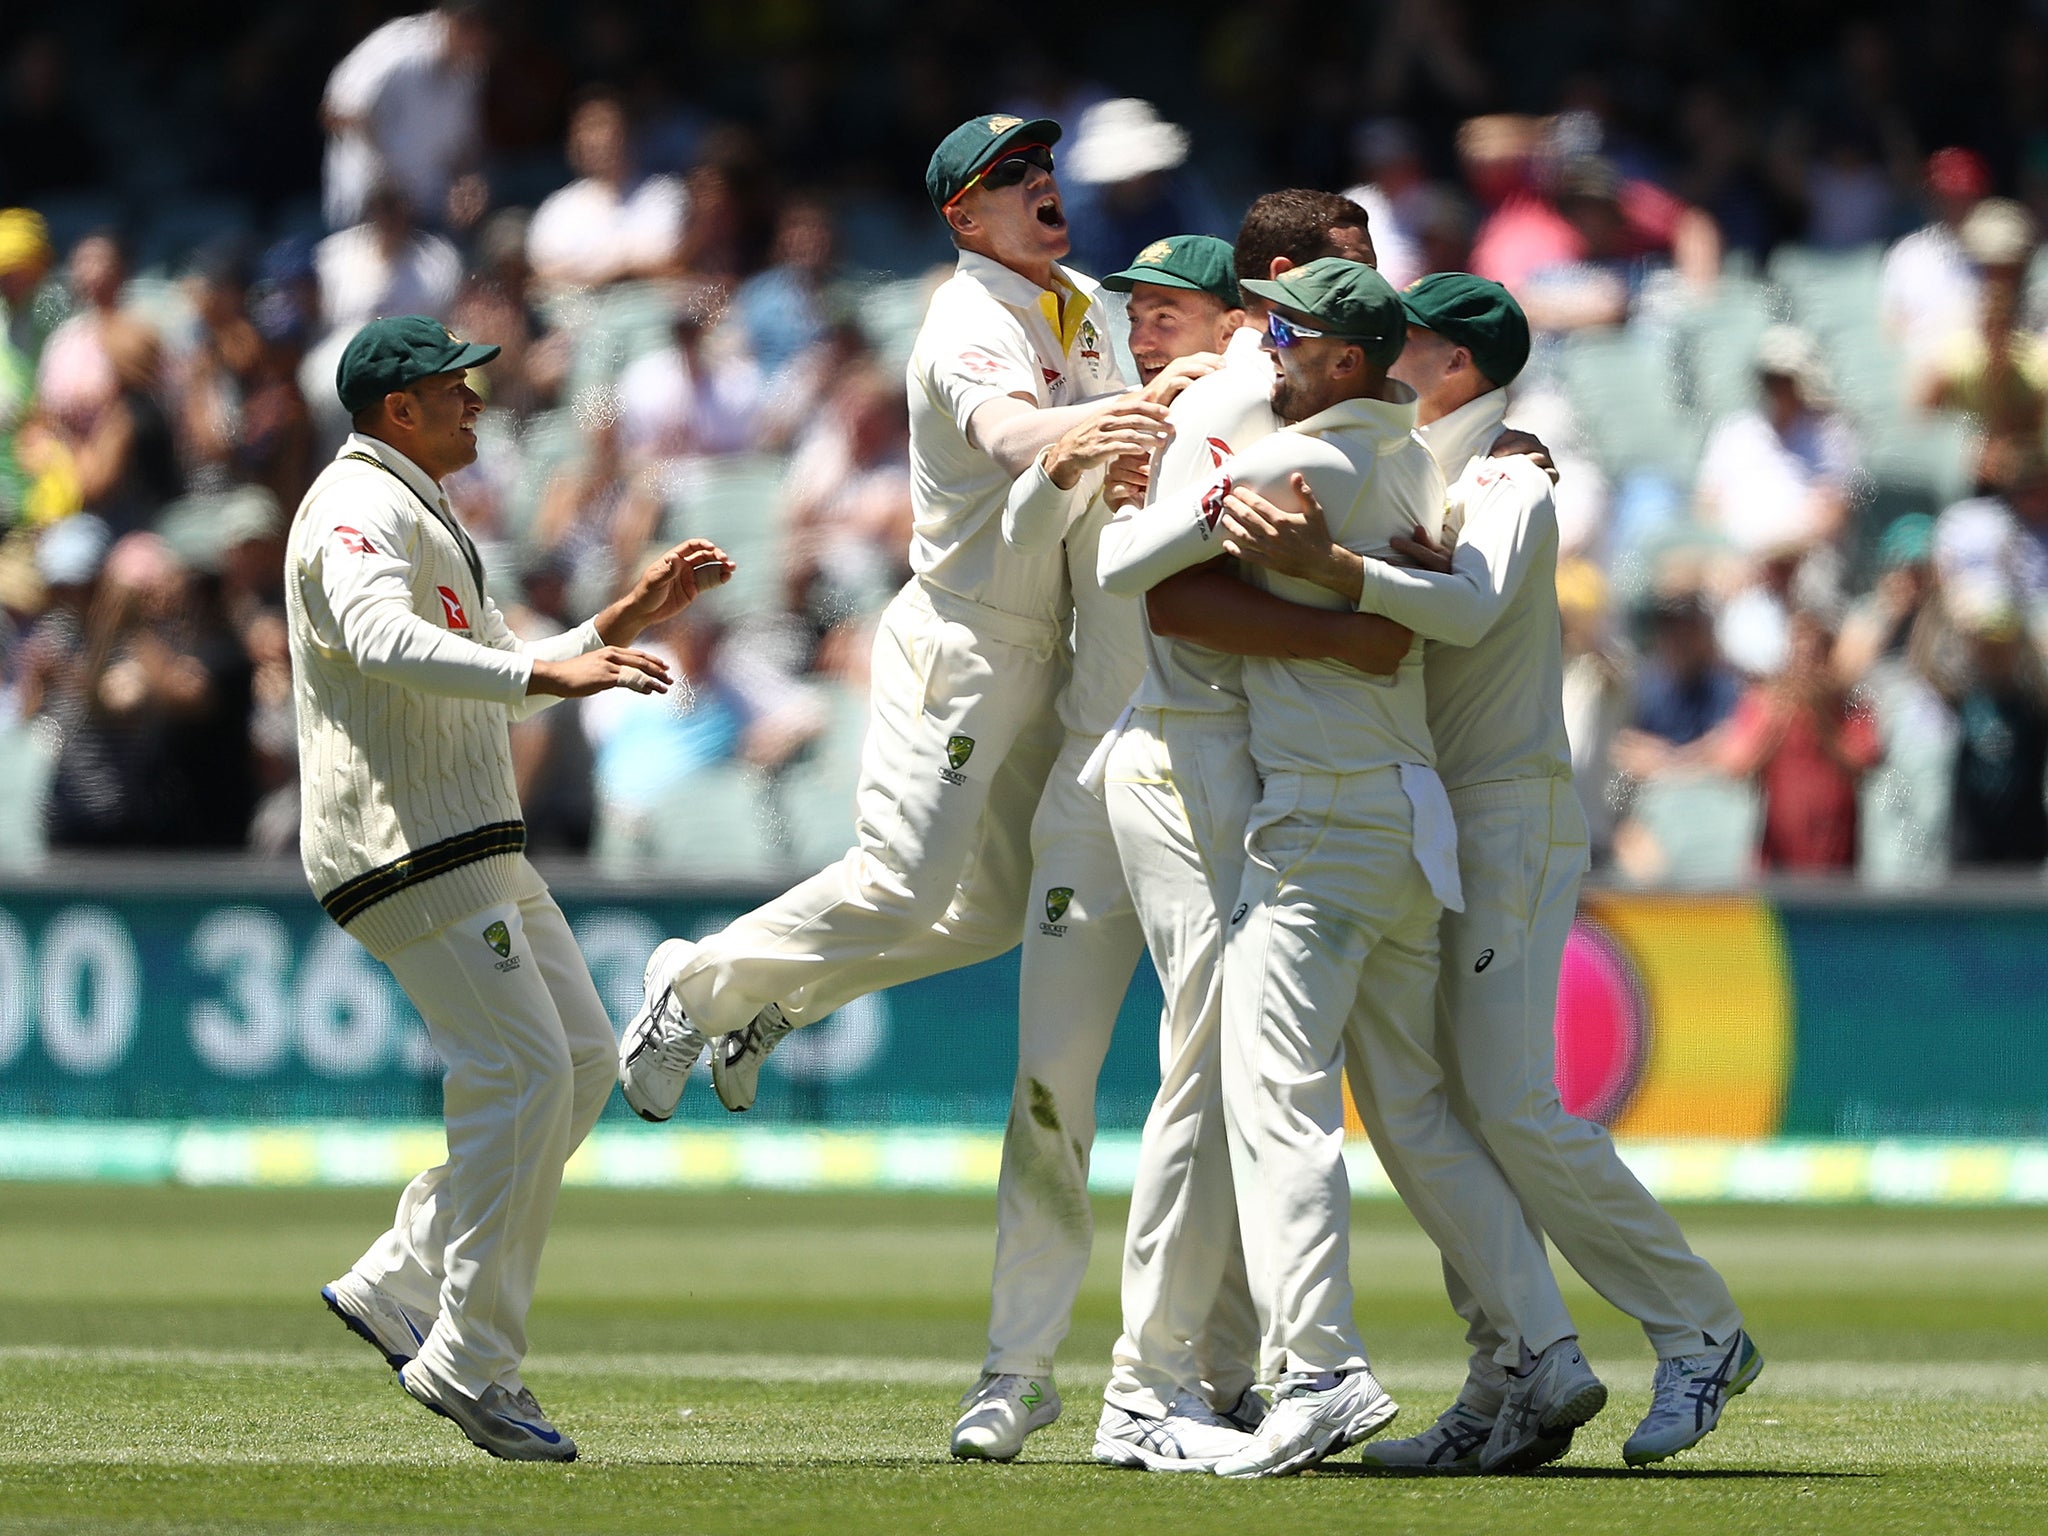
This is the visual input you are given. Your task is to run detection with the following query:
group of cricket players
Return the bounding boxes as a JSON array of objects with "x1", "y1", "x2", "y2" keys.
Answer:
[{"x1": 301, "y1": 110, "x2": 1761, "y2": 1473}]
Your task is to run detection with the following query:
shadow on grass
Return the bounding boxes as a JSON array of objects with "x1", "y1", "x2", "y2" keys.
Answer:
[{"x1": 1324, "y1": 1465, "x2": 1870, "y2": 1481}]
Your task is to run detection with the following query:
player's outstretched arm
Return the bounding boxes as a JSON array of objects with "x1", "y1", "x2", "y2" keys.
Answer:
[
  {"x1": 1002, "y1": 401, "x2": 1168, "y2": 553},
  {"x1": 1145, "y1": 564, "x2": 1413, "y2": 676},
  {"x1": 1097, "y1": 434, "x2": 1334, "y2": 597}
]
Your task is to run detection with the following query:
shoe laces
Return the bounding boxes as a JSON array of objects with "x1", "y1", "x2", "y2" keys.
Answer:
[{"x1": 646, "y1": 998, "x2": 705, "y2": 1070}]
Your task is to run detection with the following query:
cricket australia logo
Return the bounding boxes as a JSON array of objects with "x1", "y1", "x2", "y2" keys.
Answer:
[
  {"x1": 483, "y1": 920, "x2": 520, "y2": 971},
  {"x1": 940, "y1": 733, "x2": 975, "y2": 786},
  {"x1": 1078, "y1": 317, "x2": 1102, "y2": 364},
  {"x1": 1040, "y1": 887, "x2": 1073, "y2": 937}
]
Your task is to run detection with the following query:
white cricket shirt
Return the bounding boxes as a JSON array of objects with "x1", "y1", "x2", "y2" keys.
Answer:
[
  {"x1": 907, "y1": 250, "x2": 1124, "y2": 624},
  {"x1": 1354, "y1": 388, "x2": 1573, "y2": 791},
  {"x1": 1107, "y1": 385, "x2": 1447, "y2": 777},
  {"x1": 1097, "y1": 324, "x2": 1278, "y2": 713}
]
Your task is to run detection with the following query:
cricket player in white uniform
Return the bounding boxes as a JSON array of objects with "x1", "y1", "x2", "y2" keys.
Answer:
[
  {"x1": 1103, "y1": 261, "x2": 1599, "y2": 1478},
  {"x1": 296, "y1": 316, "x2": 729, "y2": 1460},
  {"x1": 618, "y1": 116, "x2": 1181, "y2": 1122},
  {"x1": 952, "y1": 235, "x2": 1246, "y2": 1463},
  {"x1": 1087, "y1": 193, "x2": 1440, "y2": 1474},
  {"x1": 1222, "y1": 274, "x2": 1759, "y2": 1471}
]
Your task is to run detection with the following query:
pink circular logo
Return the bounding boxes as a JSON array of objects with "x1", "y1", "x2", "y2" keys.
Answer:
[{"x1": 1553, "y1": 918, "x2": 1649, "y2": 1124}]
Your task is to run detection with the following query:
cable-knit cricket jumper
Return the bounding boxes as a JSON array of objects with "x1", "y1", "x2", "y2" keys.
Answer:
[{"x1": 285, "y1": 433, "x2": 601, "y2": 960}]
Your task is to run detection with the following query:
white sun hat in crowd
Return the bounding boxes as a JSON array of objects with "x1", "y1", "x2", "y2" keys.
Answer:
[{"x1": 1067, "y1": 99, "x2": 1190, "y2": 186}]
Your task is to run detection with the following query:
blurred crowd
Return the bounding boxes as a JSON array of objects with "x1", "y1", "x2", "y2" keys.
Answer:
[{"x1": 6, "y1": 0, "x2": 2048, "y2": 885}]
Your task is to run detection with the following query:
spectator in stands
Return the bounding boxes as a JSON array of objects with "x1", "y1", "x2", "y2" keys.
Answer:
[
  {"x1": 616, "y1": 290, "x2": 763, "y2": 475},
  {"x1": 532, "y1": 414, "x2": 659, "y2": 616},
  {"x1": 1557, "y1": 556, "x2": 1632, "y2": 866},
  {"x1": 1837, "y1": 514, "x2": 1939, "y2": 687},
  {"x1": 526, "y1": 87, "x2": 686, "y2": 295},
  {"x1": 1939, "y1": 595, "x2": 2048, "y2": 869},
  {"x1": 1713, "y1": 608, "x2": 1881, "y2": 872},
  {"x1": 1610, "y1": 593, "x2": 1743, "y2": 778},
  {"x1": 1881, "y1": 148, "x2": 1997, "y2": 363},
  {"x1": 1695, "y1": 325, "x2": 1861, "y2": 674},
  {"x1": 780, "y1": 367, "x2": 912, "y2": 629},
  {"x1": 1914, "y1": 198, "x2": 2048, "y2": 492},
  {"x1": 1798, "y1": 125, "x2": 1900, "y2": 251},
  {"x1": 1931, "y1": 450, "x2": 2048, "y2": 630},
  {"x1": 49, "y1": 317, "x2": 183, "y2": 538},
  {"x1": 450, "y1": 209, "x2": 568, "y2": 425},
  {"x1": 320, "y1": 1, "x2": 491, "y2": 230},
  {"x1": 0, "y1": 209, "x2": 52, "y2": 527},
  {"x1": 729, "y1": 197, "x2": 840, "y2": 381},
  {"x1": 1061, "y1": 98, "x2": 1224, "y2": 278},
  {"x1": 35, "y1": 234, "x2": 130, "y2": 444},
  {"x1": 1339, "y1": 118, "x2": 1433, "y2": 290}
]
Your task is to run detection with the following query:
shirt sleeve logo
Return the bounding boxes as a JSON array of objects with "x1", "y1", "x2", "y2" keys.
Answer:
[
  {"x1": 333, "y1": 525, "x2": 378, "y2": 555},
  {"x1": 1205, "y1": 437, "x2": 1232, "y2": 467},
  {"x1": 436, "y1": 586, "x2": 471, "y2": 630},
  {"x1": 1198, "y1": 473, "x2": 1233, "y2": 534},
  {"x1": 958, "y1": 349, "x2": 1007, "y2": 378}
]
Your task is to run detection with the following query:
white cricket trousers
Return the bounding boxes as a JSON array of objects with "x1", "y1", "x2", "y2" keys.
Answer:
[
  {"x1": 983, "y1": 730, "x2": 1147, "y2": 1377},
  {"x1": 351, "y1": 862, "x2": 616, "y2": 1397},
  {"x1": 1436, "y1": 778, "x2": 1744, "y2": 1388},
  {"x1": 669, "y1": 579, "x2": 1064, "y2": 1034},
  {"x1": 1222, "y1": 767, "x2": 1577, "y2": 1383},
  {"x1": 1099, "y1": 710, "x2": 1262, "y2": 1417}
]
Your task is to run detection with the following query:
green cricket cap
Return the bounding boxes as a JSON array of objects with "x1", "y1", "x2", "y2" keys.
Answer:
[
  {"x1": 1398, "y1": 272, "x2": 1531, "y2": 387},
  {"x1": 1240, "y1": 257, "x2": 1405, "y2": 368},
  {"x1": 1100, "y1": 234, "x2": 1240, "y2": 305},
  {"x1": 335, "y1": 315, "x2": 501, "y2": 414},
  {"x1": 926, "y1": 113, "x2": 1062, "y2": 213}
]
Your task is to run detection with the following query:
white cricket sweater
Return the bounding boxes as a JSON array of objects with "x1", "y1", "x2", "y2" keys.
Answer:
[{"x1": 285, "y1": 433, "x2": 601, "y2": 959}]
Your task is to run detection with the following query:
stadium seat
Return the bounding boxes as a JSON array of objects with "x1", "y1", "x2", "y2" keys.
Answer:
[
  {"x1": 0, "y1": 721, "x2": 54, "y2": 871},
  {"x1": 594, "y1": 760, "x2": 790, "y2": 882},
  {"x1": 773, "y1": 680, "x2": 868, "y2": 872}
]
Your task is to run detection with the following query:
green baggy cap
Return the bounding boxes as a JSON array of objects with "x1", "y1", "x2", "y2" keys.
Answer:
[
  {"x1": 1240, "y1": 257, "x2": 1405, "y2": 368},
  {"x1": 926, "y1": 113, "x2": 1062, "y2": 213},
  {"x1": 1100, "y1": 234, "x2": 1240, "y2": 305},
  {"x1": 1398, "y1": 272, "x2": 1531, "y2": 387},
  {"x1": 336, "y1": 315, "x2": 502, "y2": 414}
]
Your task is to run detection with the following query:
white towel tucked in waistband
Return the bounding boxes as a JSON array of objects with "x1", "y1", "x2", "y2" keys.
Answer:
[
  {"x1": 1398, "y1": 761, "x2": 1464, "y2": 913},
  {"x1": 1076, "y1": 701, "x2": 1135, "y2": 799}
]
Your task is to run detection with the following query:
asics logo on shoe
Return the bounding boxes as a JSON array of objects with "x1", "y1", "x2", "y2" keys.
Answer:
[{"x1": 1474, "y1": 948, "x2": 1494, "y2": 972}]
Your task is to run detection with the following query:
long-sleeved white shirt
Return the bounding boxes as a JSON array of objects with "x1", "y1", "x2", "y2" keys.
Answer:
[
  {"x1": 1105, "y1": 386, "x2": 1447, "y2": 777},
  {"x1": 906, "y1": 249, "x2": 1125, "y2": 624},
  {"x1": 286, "y1": 433, "x2": 602, "y2": 956},
  {"x1": 1353, "y1": 388, "x2": 1573, "y2": 790},
  {"x1": 1097, "y1": 324, "x2": 1277, "y2": 714},
  {"x1": 1002, "y1": 455, "x2": 1145, "y2": 738}
]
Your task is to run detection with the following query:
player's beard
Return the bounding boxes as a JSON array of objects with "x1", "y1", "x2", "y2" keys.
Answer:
[{"x1": 1270, "y1": 370, "x2": 1312, "y2": 424}]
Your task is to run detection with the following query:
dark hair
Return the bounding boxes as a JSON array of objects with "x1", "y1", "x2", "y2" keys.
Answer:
[{"x1": 1234, "y1": 190, "x2": 1372, "y2": 283}]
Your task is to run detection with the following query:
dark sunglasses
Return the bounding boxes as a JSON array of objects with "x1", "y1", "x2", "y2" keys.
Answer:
[
  {"x1": 949, "y1": 144, "x2": 1056, "y2": 207},
  {"x1": 1266, "y1": 311, "x2": 1382, "y2": 350}
]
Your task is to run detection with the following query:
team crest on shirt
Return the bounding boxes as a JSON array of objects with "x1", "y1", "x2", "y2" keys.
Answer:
[
  {"x1": 1077, "y1": 317, "x2": 1101, "y2": 363},
  {"x1": 482, "y1": 920, "x2": 520, "y2": 971},
  {"x1": 940, "y1": 733, "x2": 975, "y2": 785},
  {"x1": 436, "y1": 585, "x2": 471, "y2": 631},
  {"x1": 1040, "y1": 887, "x2": 1074, "y2": 937}
]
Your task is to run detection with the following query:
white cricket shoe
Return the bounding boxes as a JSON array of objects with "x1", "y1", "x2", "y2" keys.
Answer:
[
  {"x1": 951, "y1": 1372, "x2": 1060, "y2": 1461},
  {"x1": 320, "y1": 1272, "x2": 432, "y2": 1372},
  {"x1": 1623, "y1": 1331, "x2": 1764, "y2": 1467},
  {"x1": 711, "y1": 1002, "x2": 794, "y2": 1112},
  {"x1": 1094, "y1": 1391, "x2": 1257, "y2": 1472},
  {"x1": 1480, "y1": 1338, "x2": 1607, "y2": 1473},
  {"x1": 1212, "y1": 1367, "x2": 1399, "y2": 1478},
  {"x1": 400, "y1": 1356, "x2": 577, "y2": 1462},
  {"x1": 618, "y1": 938, "x2": 709, "y2": 1122},
  {"x1": 1356, "y1": 1392, "x2": 1499, "y2": 1472}
]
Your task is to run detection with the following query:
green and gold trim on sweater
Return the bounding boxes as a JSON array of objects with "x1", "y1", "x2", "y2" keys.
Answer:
[{"x1": 319, "y1": 820, "x2": 527, "y2": 928}]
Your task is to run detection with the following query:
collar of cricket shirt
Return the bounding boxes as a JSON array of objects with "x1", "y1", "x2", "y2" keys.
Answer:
[
  {"x1": 1414, "y1": 386, "x2": 1509, "y2": 483},
  {"x1": 956, "y1": 249, "x2": 1095, "y2": 355},
  {"x1": 1286, "y1": 377, "x2": 1420, "y2": 445},
  {"x1": 341, "y1": 431, "x2": 448, "y2": 509}
]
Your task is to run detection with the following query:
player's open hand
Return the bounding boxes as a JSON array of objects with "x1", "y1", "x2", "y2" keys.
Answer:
[
  {"x1": 1489, "y1": 427, "x2": 1559, "y2": 482},
  {"x1": 1391, "y1": 524, "x2": 1456, "y2": 573},
  {"x1": 598, "y1": 539, "x2": 735, "y2": 643},
  {"x1": 528, "y1": 645, "x2": 674, "y2": 699},
  {"x1": 1044, "y1": 398, "x2": 1170, "y2": 490},
  {"x1": 1221, "y1": 473, "x2": 1342, "y2": 585}
]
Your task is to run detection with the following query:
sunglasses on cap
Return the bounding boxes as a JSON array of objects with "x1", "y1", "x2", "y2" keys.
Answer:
[
  {"x1": 1266, "y1": 311, "x2": 1382, "y2": 350},
  {"x1": 946, "y1": 144, "x2": 1056, "y2": 209}
]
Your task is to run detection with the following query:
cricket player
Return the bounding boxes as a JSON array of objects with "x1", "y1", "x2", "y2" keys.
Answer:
[
  {"x1": 952, "y1": 234, "x2": 1246, "y2": 1462},
  {"x1": 1103, "y1": 260, "x2": 1597, "y2": 1479},
  {"x1": 1087, "y1": 193, "x2": 1416, "y2": 1473},
  {"x1": 1221, "y1": 274, "x2": 1759, "y2": 1471},
  {"x1": 296, "y1": 315, "x2": 730, "y2": 1460},
  {"x1": 618, "y1": 116, "x2": 1179, "y2": 1124}
]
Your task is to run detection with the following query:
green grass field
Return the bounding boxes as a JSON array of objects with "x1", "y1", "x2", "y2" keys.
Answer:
[{"x1": 1, "y1": 1184, "x2": 2044, "y2": 1535}]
